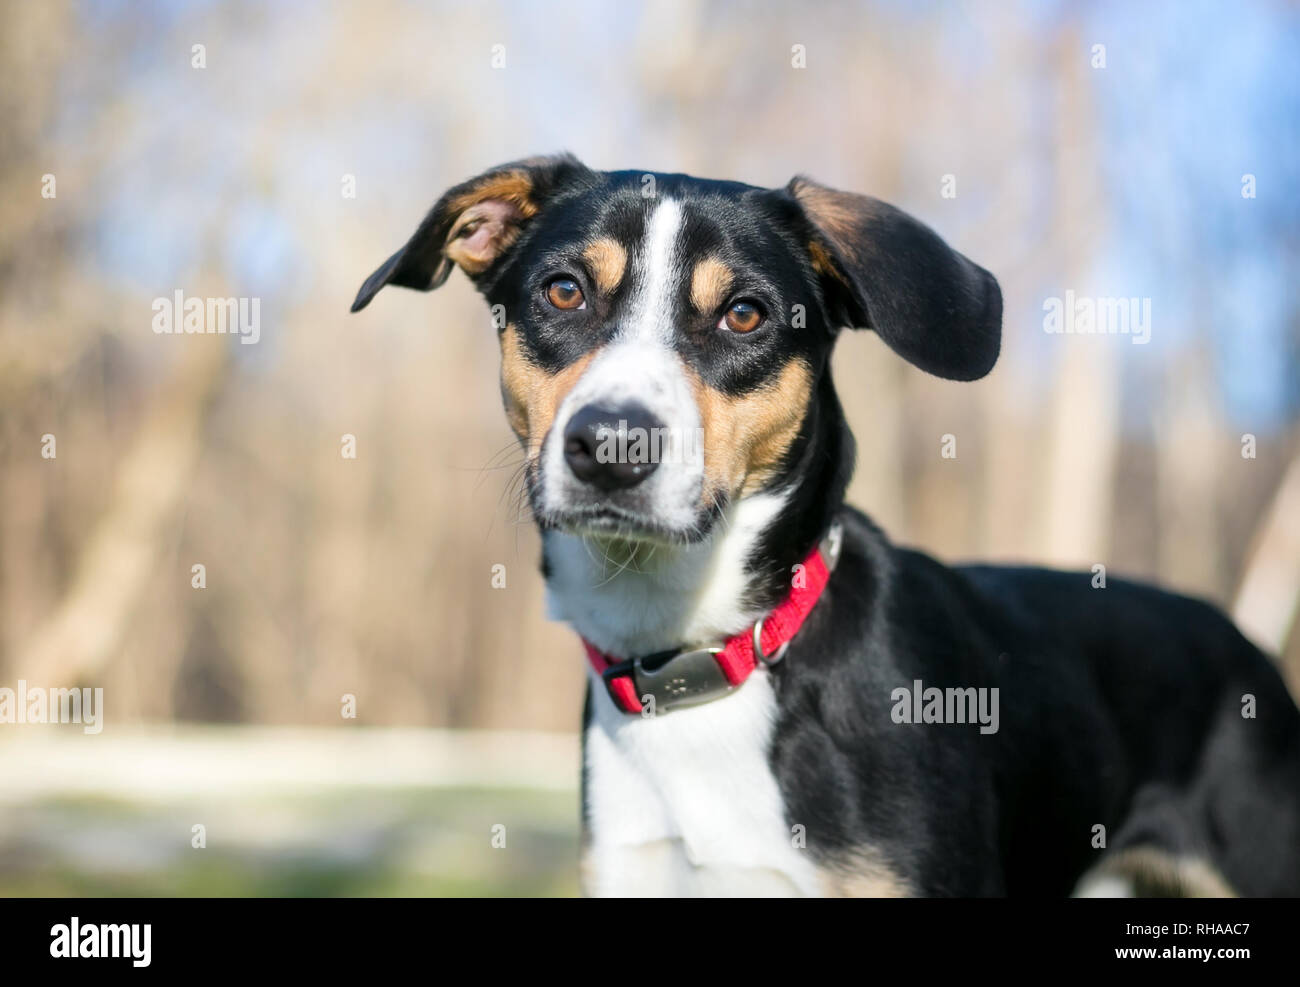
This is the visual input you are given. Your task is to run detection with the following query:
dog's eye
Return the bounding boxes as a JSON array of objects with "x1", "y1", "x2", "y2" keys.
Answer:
[
  {"x1": 546, "y1": 278, "x2": 586, "y2": 310},
  {"x1": 721, "y1": 300, "x2": 763, "y2": 333}
]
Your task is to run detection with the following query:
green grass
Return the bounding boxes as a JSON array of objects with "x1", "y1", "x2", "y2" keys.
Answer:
[{"x1": 0, "y1": 787, "x2": 581, "y2": 898}]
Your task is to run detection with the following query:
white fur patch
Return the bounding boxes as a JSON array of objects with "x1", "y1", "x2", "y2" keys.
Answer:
[
  {"x1": 624, "y1": 197, "x2": 684, "y2": 346},
  {"x1": 584, "y1": 667, "x2": 818, "y2": 897}
]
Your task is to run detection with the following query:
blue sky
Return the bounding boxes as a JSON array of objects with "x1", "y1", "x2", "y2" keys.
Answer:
[{"x1": 75, "y1": 0, "x2": 1300, "y2": 429}]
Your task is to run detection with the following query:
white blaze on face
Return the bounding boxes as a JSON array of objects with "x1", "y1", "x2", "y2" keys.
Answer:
[
  {"x1": 625, "y1": 197, "x2": 685, "y2": 346},
  {"x1": 542, "y1": 198, "x2": 705, "y2": 527}
]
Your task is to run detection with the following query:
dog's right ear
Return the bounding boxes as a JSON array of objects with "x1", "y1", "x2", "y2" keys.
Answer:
[
  {"x1": 350, "y1": 154, "x2": 590, "y2": 312},
  {"x1": 786, "y1": 177, "x2": 1002, "y2": 381}
]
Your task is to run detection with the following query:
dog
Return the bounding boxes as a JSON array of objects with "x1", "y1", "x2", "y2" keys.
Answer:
[{"x1": 352, "y1": 154, "x2": 1300, "y2": 897}]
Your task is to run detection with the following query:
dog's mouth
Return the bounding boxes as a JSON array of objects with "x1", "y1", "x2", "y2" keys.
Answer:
[
  {"x1": 533, "y1": 500, "x2": 724, "y2": 547},
  {"x1": 524, "y1": 422, "x2": 725, "y2": 547}
]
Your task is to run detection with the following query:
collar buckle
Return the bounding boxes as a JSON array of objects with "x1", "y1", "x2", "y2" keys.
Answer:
[{"x1": 603, "y1": 645, "x2": 732, "y2": 714}]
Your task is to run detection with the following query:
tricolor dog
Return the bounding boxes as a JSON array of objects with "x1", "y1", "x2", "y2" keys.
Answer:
[{"x1": 353, "y1": 155, "x2": 1300, "y2": 897}]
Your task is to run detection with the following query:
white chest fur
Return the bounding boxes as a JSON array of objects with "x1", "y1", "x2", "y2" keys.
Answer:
[{"x1": 583, "y1": 667, "x2": 820, "y2": 896}]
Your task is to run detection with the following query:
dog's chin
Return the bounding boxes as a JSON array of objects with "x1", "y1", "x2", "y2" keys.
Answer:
[{"x1": 538, "y1": 502, "x2": 720, "y2": 549}]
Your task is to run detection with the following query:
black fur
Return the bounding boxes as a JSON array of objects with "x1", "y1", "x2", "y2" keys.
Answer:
[{"x1": 769, "y1": 511, "x2": 1300, "y2": 895}]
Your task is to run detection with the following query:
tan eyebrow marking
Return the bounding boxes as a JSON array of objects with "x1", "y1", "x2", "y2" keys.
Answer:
[
  {"x1": 582, "y1": 237, "x2": 628, "y2": 296},
  {"x1": 690, "y1": 256, "x2": 735, "y2": 313}
]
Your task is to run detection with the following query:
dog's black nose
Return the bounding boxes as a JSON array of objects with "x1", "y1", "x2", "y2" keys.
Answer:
[{"x1": 563, "y1": 403, "x2": 663, "y2": 490}]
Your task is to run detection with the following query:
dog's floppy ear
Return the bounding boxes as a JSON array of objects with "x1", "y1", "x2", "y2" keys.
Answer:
[
  {"x1": 787, "y1": 177, "x2": 1001, "y2": 381},
  {"x1": 351, "y1": 153, "x2": 590, "y2": 312}
]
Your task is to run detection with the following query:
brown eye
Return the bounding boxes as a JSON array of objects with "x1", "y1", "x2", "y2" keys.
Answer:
[
  {"x1": 721, "y1": 300, "x2": 763, "y2": 333},
  {"x1": 546, "y1": 278, "x2": 585, "y2": 310}
]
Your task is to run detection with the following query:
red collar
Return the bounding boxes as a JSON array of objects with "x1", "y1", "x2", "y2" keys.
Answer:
[{"x1": 582, "y1": 519, "x2": 843, "y2": 715}]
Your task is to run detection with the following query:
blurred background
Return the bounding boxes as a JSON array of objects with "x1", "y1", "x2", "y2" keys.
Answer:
[{"x1": 1, "y1": 0, "x2": 1297, "y2": 895}]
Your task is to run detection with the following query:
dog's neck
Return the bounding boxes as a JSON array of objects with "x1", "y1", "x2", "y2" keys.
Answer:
[{"x1": 541, "y1": 376, "x2": 852, "y2": 658}]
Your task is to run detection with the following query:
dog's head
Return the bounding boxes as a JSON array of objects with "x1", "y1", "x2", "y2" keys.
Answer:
[{"x1": 353, "y1": 154, "x2": 1000, "y2": 545}]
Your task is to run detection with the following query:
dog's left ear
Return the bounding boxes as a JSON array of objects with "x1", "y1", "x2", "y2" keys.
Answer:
[
  {"x1": 786, "y1": 177, "x2": 1001, "y2": 381},
  {"x1": 351, "y1": 153, "x2": 591, "y2": 312}
]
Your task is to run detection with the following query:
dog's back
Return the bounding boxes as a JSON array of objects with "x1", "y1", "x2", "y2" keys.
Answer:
[{"x1": 954, "y1": 560, "x2": 1300, "y2": 895}]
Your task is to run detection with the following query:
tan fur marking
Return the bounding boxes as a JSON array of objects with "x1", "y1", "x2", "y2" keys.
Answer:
[
  {"x1": 791, "y1": 179, "x2": 890, "y2": 274},
  {"x1": 791, "y1": 180, "x2": 865, "y2": 244},
  {"x1": 687, "y1": 358, "x2": 813, "y2": 502},
  {"x1": 1085, "y1": 847, "x2": 1238, "y2": 898},
  {"x1": 689, "y1": 256, "x2": 734, "y2": 313},
  {"x1": 583, "y1": 238, "x2": 628, "y2": 296},
  {"x1": 499, "y1": 324, "x2": 597, "y2": 459},
  {"x1": 807, "y1": 239, "x2": 849, "y2": 287},
  {"x1": 819, "y1": 850, "x2": 914, "y2": 898},
  {"x1": 446, "y1": 171, "x2": 540, "y2": 221}
]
